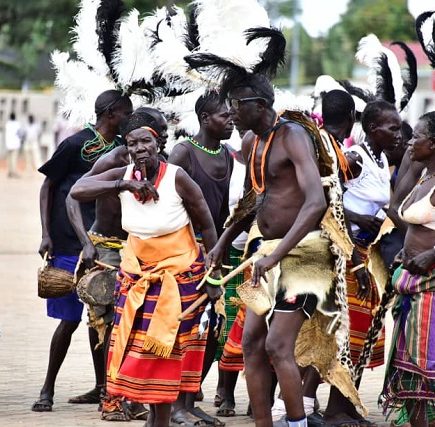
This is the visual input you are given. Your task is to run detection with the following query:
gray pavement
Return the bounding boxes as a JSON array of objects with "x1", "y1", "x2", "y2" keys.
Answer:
[{"x1": 0, "y1": 166, "x2": 392, "y2": 426}]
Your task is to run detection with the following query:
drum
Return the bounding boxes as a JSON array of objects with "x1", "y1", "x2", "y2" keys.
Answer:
[
  {"x1": 76, "y1": 267, "x2": 117, "y2": 306},
  {"x1": 37, "y1": 253, "x2": 82, "y2": 299}
]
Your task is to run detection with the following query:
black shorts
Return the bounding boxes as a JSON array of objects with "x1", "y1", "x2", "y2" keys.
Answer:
[{"x1": 274, "y1": 288, "x2": 317, "y2": 318}]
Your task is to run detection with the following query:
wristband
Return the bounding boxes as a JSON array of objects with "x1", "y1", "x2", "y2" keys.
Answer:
[
  {"x1": 349, "y1": 263, "x2": 365, "y2": 273},
  {"x1": 115, "y1": 178, "x2": 123, "y2": 191},
  {"x1": 206, "y1": 276, "x2": 223, "y2": 287}
]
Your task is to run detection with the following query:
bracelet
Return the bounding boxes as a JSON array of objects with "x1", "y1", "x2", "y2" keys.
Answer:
[
  {"x1": 349, "y1": 263, "x2": 365, "y2": 273},
  {"x1": 115, "y1": 178, "x2": 123, "y2": 191},
  {"x1": 206, "y1": 276, "x2": 223, "y2": 287}
]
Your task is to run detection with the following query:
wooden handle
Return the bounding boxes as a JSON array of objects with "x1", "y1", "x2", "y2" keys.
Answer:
[
  {"x1": 220, "y1": 256, "x2": 254, "y2": 286},
  {"x1": 196, "y1": 267, "x2": 214, "y2": 291},
  {"x1": 178, "y1": 293, "x2": 208, "y2": 321},
  {"x1": 95, "y1": 260, "x2": 117, "y2": 270},
  {"x1": 41, "y1": 251, "x2": 48, "y2": 269},
  {"x1": 73, "y1": 252, "x2": 83, "y2": 284}
]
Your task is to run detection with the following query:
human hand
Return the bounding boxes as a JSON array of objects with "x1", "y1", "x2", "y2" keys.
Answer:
[
  {"x1": 82, "y1": 242, "x2": 98, "y2": 269},
  {"x1": 205, "y1": 284, "x2": 223, "y2": 302},
  {"x1": 121, "y1": 180, "x2": 159, "y2": 203},
  {"x1": 354, "y1": 214, "x2": 383, "y2": 235},
  {"x1": 355, "y1": 267, "x2": 370, "y2": 300},
  {"x1": 39, "y1": 236, "x2": 53, "y2": 258},
  {"x1": 206, "y1": 244, "x2": 225, "y2": 270},
  {"x1": 403, "y1": 249, "x2": 435, "y2": 275},
  {"x1": 252, "y1": 255, "x2": 278, "y2": 288}
]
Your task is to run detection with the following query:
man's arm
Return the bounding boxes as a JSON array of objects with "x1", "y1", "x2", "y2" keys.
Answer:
[
  {"x1": 39, "y1": 177, "x2": 54, "y2": 257},
  {"x1": 168, "y1": 143, "x2": 193, "y2": 176},
  {"x1": 253, "y1": 125, "x2": 327, "y2": 284}
]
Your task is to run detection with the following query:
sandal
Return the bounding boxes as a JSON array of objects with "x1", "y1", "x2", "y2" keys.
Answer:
[
  {"x1": 31, "y1": 394, "x2": 53, "y2": 412},
  {"x1": 189, "y1": 407, "x2": 225, "y2": 426},
  {"x1": 216, "y1": 401, "x2": 235, "y2": 417},
  {"x1": 68, "y1": 386, "x2": 101, "y2": 404},
  {"x1": 127, "y1": 401, "x2": 149, "y2": 420},
  {"x1": 171, "y1": 409, "x2": 207, "y2": 426},
  {"x1": 101, "y1": 396, "x2": 130, "y2": 422}
]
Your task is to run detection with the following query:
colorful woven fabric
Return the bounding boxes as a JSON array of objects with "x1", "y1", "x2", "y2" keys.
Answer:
[
  {"x1": 215, "y1": 247, "x2": 244, "y2": 361},
  {"x1": 347, "y1": 244, "x2": 385, "y2": 368},
  {"x1": 106, "y1": 253, "x2": 207, "y2": 404},
  {"x1": 219, "y1": 305, "x2": 246, "y2": 372},
  {"x1": 380, "y1": 265, "x2": 435, "y2": 417}
]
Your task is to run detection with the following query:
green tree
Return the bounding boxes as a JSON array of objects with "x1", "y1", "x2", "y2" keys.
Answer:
[
  {"x1": 0, "y1": 0, "x2": 189, "y2": 87},
  {"x1": 340, "y1": 0, "x2": 416, "y2": 49}
]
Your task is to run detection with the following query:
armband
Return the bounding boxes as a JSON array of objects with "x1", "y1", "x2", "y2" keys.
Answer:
[{"x1": 205, "y1": 276, "x2": 223, "y2": 287}]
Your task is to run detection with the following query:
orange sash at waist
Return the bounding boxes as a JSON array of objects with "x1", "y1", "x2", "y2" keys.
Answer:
[{"x1": 109, "y1": 225, "x2": 200, "y2": 381}]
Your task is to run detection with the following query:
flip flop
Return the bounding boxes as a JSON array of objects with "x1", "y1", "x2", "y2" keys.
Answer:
[
  {"x1": 31, "y1": 394, "x2": 53, "y2": 412},
  {"x1": 190, "y1": 407, "x2": 225, "y2": 426},
  {"x1": 68, "y1": 386, "x2": 101, "y2": 404},
  {"x1": 171, "y1": 409, "x2": 207, "y2": 426},
  {"x1": 216, "y1": 401, "x2": 236, "y2": 417}
]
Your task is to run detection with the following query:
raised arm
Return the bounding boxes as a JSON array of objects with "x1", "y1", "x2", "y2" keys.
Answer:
[{"x1": 70, "y1": 167, "x2": 127, "y2": 202}]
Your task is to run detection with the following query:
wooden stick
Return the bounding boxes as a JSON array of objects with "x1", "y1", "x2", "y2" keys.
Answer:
[
  {"x1": 196, "y1": 267, "x2": 214, "y2": 291},
  {"x1": 178, "y1": 294, "x2": 208, "y2": 320},
  {"x1": 95, "y1": 260, "x2": 117, "y2": 270},
  {"x1": 220, "y1": 256, "x2": 254, "y2": 286}
]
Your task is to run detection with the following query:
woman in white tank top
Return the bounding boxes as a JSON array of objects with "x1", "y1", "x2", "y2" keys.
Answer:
[{"x1": 70, "y1": 112, "x2": 222, "y2": 425}]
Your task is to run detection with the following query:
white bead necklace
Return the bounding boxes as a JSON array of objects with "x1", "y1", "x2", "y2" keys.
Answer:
[{"x1": 363, "y1": 141, "x2": 384, "y2": 168}]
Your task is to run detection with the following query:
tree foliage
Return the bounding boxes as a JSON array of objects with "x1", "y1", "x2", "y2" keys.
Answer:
[{"x1": 0, "y1": 0, "x2": 188, "y2": 86}]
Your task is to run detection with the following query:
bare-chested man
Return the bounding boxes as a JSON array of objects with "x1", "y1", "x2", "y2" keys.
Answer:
[{"x1": 207, "y1": 74, "x2": 327, "y2": 427}]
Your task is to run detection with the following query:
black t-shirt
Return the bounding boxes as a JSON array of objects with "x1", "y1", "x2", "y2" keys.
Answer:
[{"x1": 38, "y1": 128, "x2": 120, "y2": 255}]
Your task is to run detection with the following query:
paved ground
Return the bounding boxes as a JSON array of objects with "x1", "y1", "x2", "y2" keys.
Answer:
[{"x1": 0, "y1": 162, "x2": 393, "y2": 427}]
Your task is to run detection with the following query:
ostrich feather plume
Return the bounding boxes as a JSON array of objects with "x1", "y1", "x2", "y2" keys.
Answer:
[
  {"x1": 416, "y1": 11, "x2": 435, "y2": 68},
  {"x1": 71, "y1": 0, "x2": 109, "y2": 76}
]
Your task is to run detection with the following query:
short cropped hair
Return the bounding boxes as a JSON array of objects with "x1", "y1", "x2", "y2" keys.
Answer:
[
  {"x1": 419, "y1": 111, "x2": 435, "y2": 139},
  {"x1": 94, "y1": 90, "x2": 131, "y2": 119},
  {"x1": 195, "y1": 91, "x2": 222, "y2": 120},
  {"x1": 322, "y1": 90, "x2": 355, "y2": 126},
  {"x1": 361, "y1": 100, "x2": 397, "y2": 133},
  {"x1": 221, "y1": 73, "x2": 275, "y2": 107}
]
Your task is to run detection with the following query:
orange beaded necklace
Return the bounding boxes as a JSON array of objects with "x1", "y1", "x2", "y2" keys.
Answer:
[{"x1": 250, "y1": 117, "x2": 279, "y2": 194}]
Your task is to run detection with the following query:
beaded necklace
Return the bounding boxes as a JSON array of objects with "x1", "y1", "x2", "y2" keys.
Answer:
[
  {"x1": 81, "y1": 123, "x2": 117, "y2": 163},
  {"x1": 250, "y1": 117, "x2": 279, "y2": 194},
  {"x1": 187, "y1": 136, "x2": 222, "y2": 155},
  {"x1": 363, "y1": 141, "x2": 384, "y2": 168}
]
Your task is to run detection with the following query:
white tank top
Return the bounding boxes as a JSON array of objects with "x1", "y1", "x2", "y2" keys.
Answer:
[
  {"x1": 119, "y1": 163, "x2": 190, "y2": 240},
  {"x1": 343, "y1": 144, "x2": 390, "y2": 231}
]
